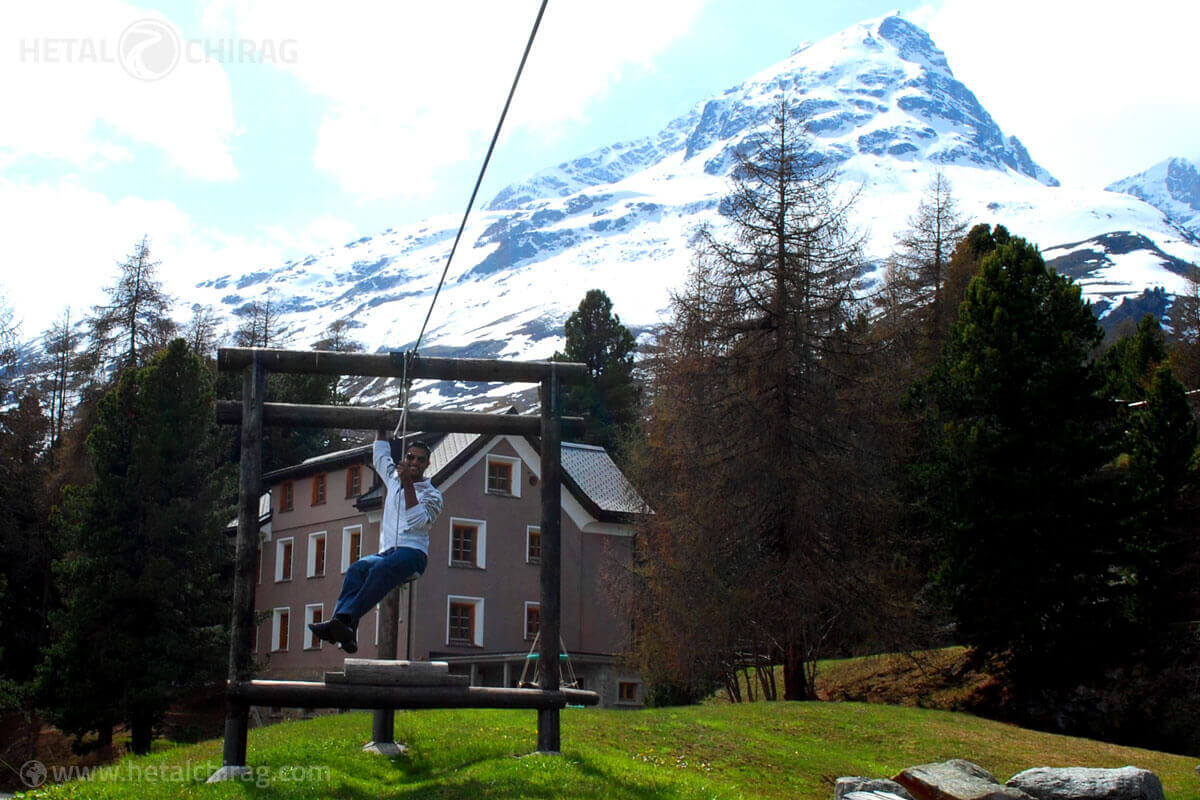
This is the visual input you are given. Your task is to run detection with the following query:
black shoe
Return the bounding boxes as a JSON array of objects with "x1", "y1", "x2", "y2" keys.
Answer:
[
  {"x1": 308, "y1": 620, "x2": 337, "y2": 644},
  {"x1": 328, "y1": 618, "x2": 358, "y2": 654}
]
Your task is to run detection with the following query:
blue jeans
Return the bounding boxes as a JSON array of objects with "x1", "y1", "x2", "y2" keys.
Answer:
[{"x1": 333, "y1": 547, "x2": 427, "y2": 629}]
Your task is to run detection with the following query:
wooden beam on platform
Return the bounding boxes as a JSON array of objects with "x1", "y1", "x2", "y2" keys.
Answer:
[
  {"x1": 217, "y1": 347, "x2": 588, "y2": 384},
  {"x1": 227, "y1": 680, "x2": 599, "y2": 710},
  {"x1": 215, "y1": 401, "x2": 586, "y2": 437}
]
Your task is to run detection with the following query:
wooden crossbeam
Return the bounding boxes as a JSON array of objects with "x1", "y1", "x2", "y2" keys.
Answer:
[
  {"x1": 217, "y1": 348, "x2": 588, "y2": 384},
  {"x1": 214, "y1": 401, "x2": 586, "y2": 436},
  {"x1": 227, "y1": 680, "x2": 599, "y2": 710}
]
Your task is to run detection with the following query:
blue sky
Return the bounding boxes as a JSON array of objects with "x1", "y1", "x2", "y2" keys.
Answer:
[{"x1": 1, "y1": 0, "x2": 1197, "y2": 336}]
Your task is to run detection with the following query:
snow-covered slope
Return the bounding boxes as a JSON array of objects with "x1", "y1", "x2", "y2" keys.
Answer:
[
  {"x1": 182, "y1": 14, "x2": 1197, "y2": 408},
  {"x1": 1106, "y1": 157, "x2": 1200, "y2": 240}
]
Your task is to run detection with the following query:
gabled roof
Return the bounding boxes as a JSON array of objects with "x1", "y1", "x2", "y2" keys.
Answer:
[{"x1": 561, "y1": 442, "x2": 647, "y2": 517}]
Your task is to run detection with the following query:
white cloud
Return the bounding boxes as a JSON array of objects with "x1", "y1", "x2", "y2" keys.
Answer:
[
  {"x1": 0, "y1": 178, "x2": 359, "y2": 335},
  {"x1": 204, "y1": 0, "x2": 707, "y2": 198},
  {"x1": 0, "y1": 179, "x2": 193, "y2": 334},
  {"x1": 0, "y1": 1, "x2": 238, "y2": 180},
  {"x1": 921, "y1": 0, "x2": 1200, "y2": 188}
]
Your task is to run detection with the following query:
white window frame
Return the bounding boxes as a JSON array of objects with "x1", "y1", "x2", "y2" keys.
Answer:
[
  {"x1": 307, "y1": 531, "x2": 327, "y2": 578},
  {"x1": 374, "y1": 606, "x2": 380, "y2": 647},
  {"x1": 523, "y1": 601, "x2": 540, "y2": 641},
  {"x1": 447, "y1": 517, "x2": 487, "y2": 568},
  {"x1": 271, "y1": 607, "x2": 290, "y2": 652},
  {"x1": 275, "y1": 537, "x2": 294, "y2": 583},
  {"x1": 484, "y1": 454, "x2": 521, "y2": 497},
  {"x1": 445, "y1": 595, "x2": 484, "y2": 647},
  {"x1": 341, "y1": 524, "x2": 363, "y2": 574},
  {"x1": 304, "y1": 604, "x2": 324, "y2": 650},
  {"x1": 525, "y1": 525, "x2": 541, "y2": 564}
]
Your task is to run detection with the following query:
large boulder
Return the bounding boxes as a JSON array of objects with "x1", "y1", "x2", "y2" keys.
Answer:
[
  {"x1": 836, "y1": 777, "x2": 917, "y2": 800},
  {"x1": 1005, "y1": 767, "x2": 1165, "y2": 800},
  {"x1": 894, "y1": 759, "x2": 1035, "y2": 800}
]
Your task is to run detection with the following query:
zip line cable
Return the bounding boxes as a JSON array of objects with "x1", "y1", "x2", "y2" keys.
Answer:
[{"x1": 393, "y1": 0, "x2": 550, "y2": 442}]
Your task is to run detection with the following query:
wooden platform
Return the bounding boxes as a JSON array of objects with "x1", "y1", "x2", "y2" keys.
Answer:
[{"x1": 228, "y1": 680, "x2": 600, "y2": 710}]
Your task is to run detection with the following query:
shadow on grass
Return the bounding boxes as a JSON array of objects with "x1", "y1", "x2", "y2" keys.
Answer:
[{"x1": 342, "y1": 748, "x2": 698, "y2": 800}]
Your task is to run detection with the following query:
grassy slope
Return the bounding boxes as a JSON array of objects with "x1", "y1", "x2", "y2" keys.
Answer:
[{"x1": 21, "y1": 702, "x2": 1200, "y2": 800}]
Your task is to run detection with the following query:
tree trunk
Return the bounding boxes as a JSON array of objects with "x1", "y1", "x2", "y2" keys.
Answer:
[
  {"x1": 129, "y1": 712, "x2": 153, "y2": 755},
  {"x1": 782, "y1": 641, "x2": 812, "y2": 701}
]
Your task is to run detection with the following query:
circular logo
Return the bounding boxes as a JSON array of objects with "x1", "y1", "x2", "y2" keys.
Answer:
[
  {"x1": 20, "y1": 760, "x2": 47, "y2": 788},
  {"x1": 118, "y1": 18, "x2": 181, "y2": 81}
]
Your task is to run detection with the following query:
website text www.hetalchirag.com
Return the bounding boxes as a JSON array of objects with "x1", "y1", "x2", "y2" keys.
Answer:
[{"x1": 15, "y1": 758, "x2": 331, "y2": 790}]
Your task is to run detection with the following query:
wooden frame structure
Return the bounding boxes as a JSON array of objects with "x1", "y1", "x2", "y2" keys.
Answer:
[{"x1": 213, "y1": 347, "x2": 598, "y2": 778}]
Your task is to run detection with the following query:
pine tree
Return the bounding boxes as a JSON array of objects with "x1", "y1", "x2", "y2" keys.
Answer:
[
  {"x1": 553, "y1": 290, "x2": 638, "y2": 455},
  {"x1": 87, "y1": 236, "x2": 177, "y2": 377},
  {"x1": 39, "y1": 339, "x2": 229, "y2": 754},
  {"x1": 912, "y1": 236, "x2": 1122, "y2": 682},
  {"x1": 1099, "y1": 314, "x2": 1168, "y2": 402},
  {"x1": 0, "y1": 393, "x2": 52, "y2": 706}
]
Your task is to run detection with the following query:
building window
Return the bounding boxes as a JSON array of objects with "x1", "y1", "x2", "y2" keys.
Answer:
[
  {"x1": 275, "y1": 538, "x2": 294, "y2": 582},
  {"x1": 448, "y1": 518, "x2": 486, "y2": 568},
  {"x1": 305, "y1": 604, "x2": 323, "y2": 650},
  {"x1": 618, "y1": 682, "x2": 639, "y2": 703},
  {"x1": 346, "y1": 464, "x2": 362, "y2": 498},
  {"x1": 341, "y1": 525, "x2": 363, "y2": 573},
  {"x1": 524, "y1": 602, "x2": 540, "y2": 640},
  {"x1": 446, "y1": 595, "x2": 484, "y2": 647},
  {"x1": 484, "y1": 455, "x2": 520, "y2": 497},
  {"x1": 272, "y1": 607, "x2": 290, "y2": 652},
  {"x1": 526, "y1": 526, "x2": 541, "y2": 564},
  {"x1": 311, "y1": 473, "x2": 327, "y2": 506},
  {"x1": 280, "y1": 481, "x2": 294, "y2": 512},
  {"x1": 307, "y1": 532, "x2": 326, "y2": 578}
]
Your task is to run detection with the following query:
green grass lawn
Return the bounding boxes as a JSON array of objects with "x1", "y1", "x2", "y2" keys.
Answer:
[{"x1": 18, "y1": 702, "x2": 1200, "y2": 800}]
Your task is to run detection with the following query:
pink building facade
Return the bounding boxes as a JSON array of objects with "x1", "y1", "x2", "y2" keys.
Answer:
[{"x1": 246, "y1": 430, "x2": 646, "y2": 708}]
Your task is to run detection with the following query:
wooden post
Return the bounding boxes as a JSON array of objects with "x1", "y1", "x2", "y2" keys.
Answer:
[
  {"x1": 537, "y1": 364, "x2": 562, "y2": 754},
  {"x1": 212, "y1": 359, "x2": 265, "y2": 780},
  {"x1": 367, "y1": 588, "x2": 401, "y2": 753}
]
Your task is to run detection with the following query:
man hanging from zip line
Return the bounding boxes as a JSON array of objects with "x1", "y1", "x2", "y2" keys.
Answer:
[{"x1": 309, "y1": 429, "x2": 443, "y2": 654}]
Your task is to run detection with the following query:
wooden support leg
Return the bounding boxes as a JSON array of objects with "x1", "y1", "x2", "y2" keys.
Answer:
[
  {"x1": 537, "y1": 367, "x2": 562, "y2": 755},
  {"x1": 210, "y1": 360, "x2": 265, "y2": 783},
  {"x1": 365, "y1": 587, "x2": 403, "y2": 756}
]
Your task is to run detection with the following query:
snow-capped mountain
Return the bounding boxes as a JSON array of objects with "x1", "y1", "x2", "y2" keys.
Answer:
[
  {"x1": 183, "y1": 14, "x2": 1198, "y2": 408},
  {"x1": 1106, "y1": 157, "x2": 1200, "y2": 240}
]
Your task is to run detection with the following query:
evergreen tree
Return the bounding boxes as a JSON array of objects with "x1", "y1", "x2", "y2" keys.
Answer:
[
  {"x1": 1099, "y1": 314, "x2": 1168, "y2": 402},
  {"x1": 39, "y1": 340, "x2": 229, "y2": 754},
  {"x1": 1123, "y1": 364, "x2": 1198, "y2": 626},
  {"x1": 911, "y1": 236, "x2": 1121, "y2": 683},
  {"x1": 87, "y1": 236, "x2": 177, "y2": 377},
  {"x1": 0, "y1": 393, "x2": 52, "y2": 708},
  {"x1": 553, "y1": 290, "x2": 638, "y2": 454}
]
